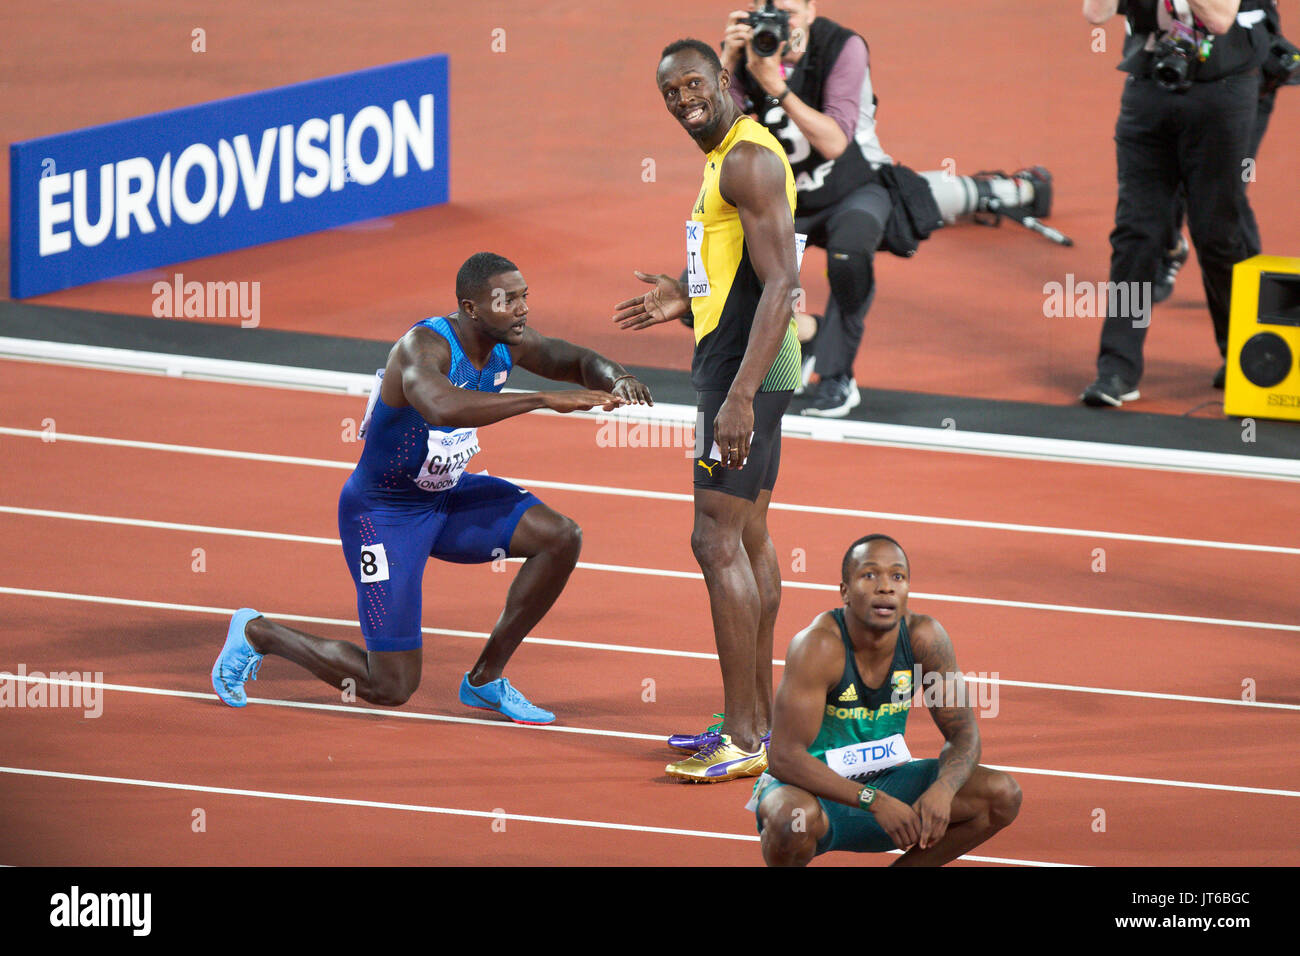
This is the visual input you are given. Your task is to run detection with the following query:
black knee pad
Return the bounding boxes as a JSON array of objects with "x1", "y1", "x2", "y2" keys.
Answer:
[{"x1": 826, "y1": 248, "x2": 874, "y2": 317}]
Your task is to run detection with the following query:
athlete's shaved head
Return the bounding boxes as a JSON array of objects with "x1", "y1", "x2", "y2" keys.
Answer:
[
  {"x1": 659, "y1": 38, "x2": 723, "y2": 77},
  {"x1": 657, "y1": 38, "x2": 737, "y2": 152},
  {"x1": 841, "y1": 534, "x2": 908, "y2": 582},
  {"x1": 456, "y1": 252, "x2": 519, "y2": 304}
]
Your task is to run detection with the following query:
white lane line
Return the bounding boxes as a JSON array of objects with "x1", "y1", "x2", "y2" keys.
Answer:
[
  {"x1": 3, "y1": 427, "x2": 1297, "y2": 556},
  {"x1": 0, "y1": 427, "x2": 353, "y2": 469},
  {"x1": 0, "y1": 672, "x2": 666, "y2": 742},
  {"x1": 961, "y1": 675, "x2": 1295, "y2": 711},
  {"x1": 3, "y1": 506, "x2": 1297, "y2": 634},
  {"x1": 520, "y1": 478, "x2": 1300, "y2": 557},
  {"x1": 986, "y1": 764, "x2": 1300, "y2": 799},
  {"x1": 0, "y1": 765, "x2": 759, "y2": 844},
  {"x1": 3, "y1": 586, "x2": 1299, "y2": 711},
  {"x1": 574, "y1": 557, "x2": 1299, "y2": 633},
  {"x1": 0, "y1": 586, "x2": 720, "y2": 661},
  {"x1": 0, "y1": 765, "x2": 1080, "y2": 865},
  {"x1": 2, "y1": 673, "x2": 1297, "y2": 797},
  {"x1": 0, "y1": 505, "x2": 340, "y2": 545}
]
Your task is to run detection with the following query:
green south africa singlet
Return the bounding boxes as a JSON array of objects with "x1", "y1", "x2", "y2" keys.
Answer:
[{"x1": 809, "y1": 608, "x2": 918, "y2": 781}]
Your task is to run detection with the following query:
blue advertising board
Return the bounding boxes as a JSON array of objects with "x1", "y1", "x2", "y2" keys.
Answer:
[{"x1": 10, "y1": 55, "x2": 449, "y2": 298}]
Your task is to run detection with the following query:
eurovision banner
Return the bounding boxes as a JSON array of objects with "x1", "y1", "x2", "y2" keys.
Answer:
[{"x1": 9, "y1": 55, "x2": 449, "y2": 298}]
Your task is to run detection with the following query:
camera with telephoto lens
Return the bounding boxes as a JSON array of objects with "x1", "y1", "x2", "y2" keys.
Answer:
[
  {"x1": 746, "y1": 0, "x2": 790, "y2": 58},
  {"x1": 1151, "y1": 32, "x2": 1198, "y2": 92}
]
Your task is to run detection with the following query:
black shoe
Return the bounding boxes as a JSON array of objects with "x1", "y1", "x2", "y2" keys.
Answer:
[
  {"x1": 1080, "y1": 374, "x2": 1140, "y2": 408},
  {"x1": 1213, "y1": 364, "x2": 1226, "y2": 390},
  {"x1": 801, "y1": 374, "x2": 861, "y2": 418},
  {"x1": 1152, "y1": 237, "x2": 1190, "y2": 305}
]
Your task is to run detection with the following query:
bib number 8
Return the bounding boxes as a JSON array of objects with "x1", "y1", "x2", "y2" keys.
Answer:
[{"x1": 359, "y1": 543, "x2": 390, "y2": 583}]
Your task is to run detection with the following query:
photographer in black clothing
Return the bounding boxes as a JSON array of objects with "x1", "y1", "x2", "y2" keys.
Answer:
[
  {"x1": 718, "y1": 1, "x2": 1052, "y2": 418},
  {"x1": 1154, "y1": 1, "x2": 1299, "y2": 317},
  {"x1": 1081, "y1": 0, "x2": 1272, "y2": 408}
]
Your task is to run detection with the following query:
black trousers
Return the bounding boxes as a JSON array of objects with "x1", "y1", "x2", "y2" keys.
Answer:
[
  {"x1": 1096, "y1": 70, "x2": 1260, "y2": 385},
  {"x1": 797, "y1": 182, "x2": 891, "y2": 380},
  {"x1": 1166, "y1": 84, "x2": 1276, "y2": 258}
]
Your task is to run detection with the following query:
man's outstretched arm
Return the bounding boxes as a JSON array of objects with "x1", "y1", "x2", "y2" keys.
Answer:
[
  {"x1": 392, "y1": 328, "x2": 622, "y2": 428},
  {"x1": 511, "y1": 327, "x2": 653, "y2": 405}
]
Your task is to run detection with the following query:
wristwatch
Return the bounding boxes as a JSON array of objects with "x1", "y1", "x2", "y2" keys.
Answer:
[{"x1": 858, "y1": 785, "x2": 878, "y2": 811}]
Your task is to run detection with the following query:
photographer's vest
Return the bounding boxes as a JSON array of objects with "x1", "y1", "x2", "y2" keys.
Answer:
[
  {"x1": 736, "y1": 17, "x2": 884, "y2": 214},
  {"x1": 1118, "y1": 0, "x2": 1270, "y2": 81}
]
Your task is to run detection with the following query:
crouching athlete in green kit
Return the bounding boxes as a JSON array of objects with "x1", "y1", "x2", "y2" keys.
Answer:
[{"x1": 749, "y1": 534, "x2": 1022, "y2": 865}]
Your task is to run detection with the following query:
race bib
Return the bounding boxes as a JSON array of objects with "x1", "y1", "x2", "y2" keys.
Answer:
[
  {"x1": 685, "y1": 220, "x2": 710, "y2": 297},
  {"x1": 823, "y1": 733, "x2": 911, "y2": 782},
  {"x1": 415, "y1": 427, "x2": 480, "y2": 493},
  {"x1": 358, "y1": 542, "x2": 390, "y2": 583},
  {"x1": 686, "y1": 222, "x2": 806, "y2": 298}
]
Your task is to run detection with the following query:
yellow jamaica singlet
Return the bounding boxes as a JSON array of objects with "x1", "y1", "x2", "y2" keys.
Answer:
[{"x1": 686, "y1": 115, "x2": 803, "y2": 393}]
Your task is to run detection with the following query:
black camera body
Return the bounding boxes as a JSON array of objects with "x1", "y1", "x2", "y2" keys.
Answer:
[
  {"x1": 1151, "y1": 33, "x2": 1198, "y2": 92},
  {"x1": 1262, "y1": 33, "x2": 1300, "y2": 92},
  {"x1": 747, "y1": 1, "x2": 790, "y2": 58}
]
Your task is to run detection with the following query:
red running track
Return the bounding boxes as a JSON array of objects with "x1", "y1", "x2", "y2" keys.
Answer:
[{"x1": 1, "y1": 359, "x2": 1298, "y2": 865}]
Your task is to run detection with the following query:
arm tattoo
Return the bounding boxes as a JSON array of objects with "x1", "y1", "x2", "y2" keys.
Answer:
[{"x1": 918, "y1": 621, "x2": 981, "y2": 794}]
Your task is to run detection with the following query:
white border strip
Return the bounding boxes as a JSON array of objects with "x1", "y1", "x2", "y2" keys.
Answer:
[
  {"x1": 3, "y1": 338, "x2": 1297, "y2": 480},
  {"x1": 0, "y1": 337, "x2": 376, "y2": 394}
]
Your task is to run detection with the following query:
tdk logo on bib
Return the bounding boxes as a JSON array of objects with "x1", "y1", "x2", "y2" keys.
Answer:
[
  {"x1": 842, "y1": 740, "x2": 896, "y2": 764},
  {"x1": 11, "y1": 55, "x2": 450, "y2": 297},
  {"x1": 824, "y1": 733, "x2": 910, "y2": 781}
]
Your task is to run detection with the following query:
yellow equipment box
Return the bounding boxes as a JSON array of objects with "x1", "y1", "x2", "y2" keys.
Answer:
[{"x1": 1225, "y1": 255, "x2": 1300, "y2": 421}]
